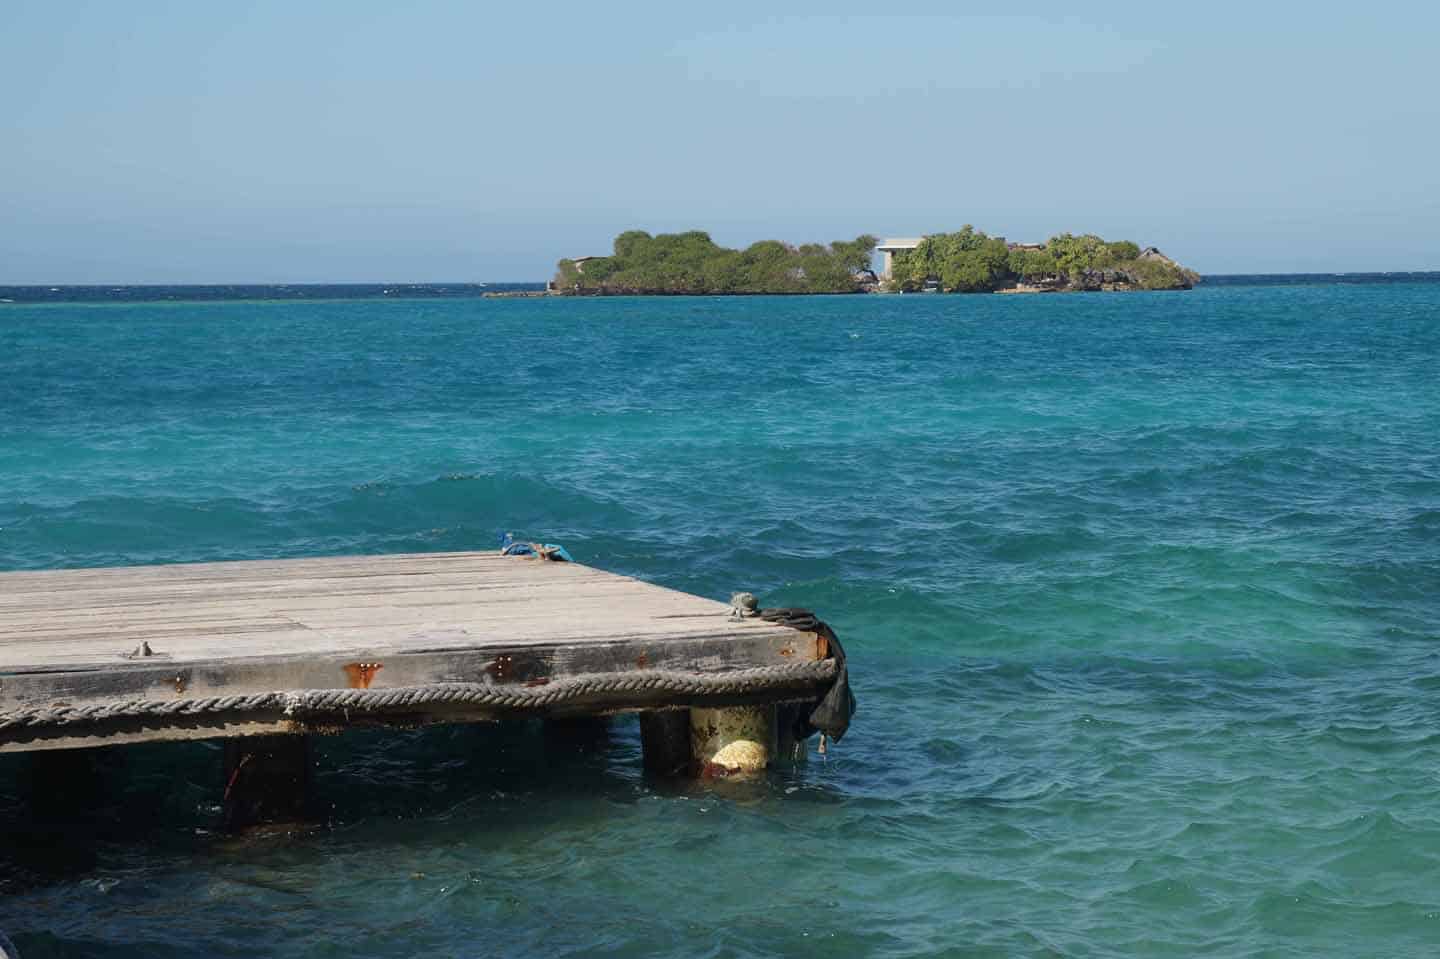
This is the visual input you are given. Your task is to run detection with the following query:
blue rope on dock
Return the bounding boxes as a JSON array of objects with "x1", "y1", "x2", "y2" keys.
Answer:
[{"x1": 499, "y1": 532, "x2": 573, "y2": 563}]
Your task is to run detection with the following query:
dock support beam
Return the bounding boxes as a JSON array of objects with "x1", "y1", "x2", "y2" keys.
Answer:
[
  {"x1": 222, "y1": 735, "x2": 310, "y2": 832},
  {"x1": 639, "y1": 709, "x2": 692, "y2": 777},
  {"x1": 690, "y1": 705, "x2": 775, "y2": 777}
]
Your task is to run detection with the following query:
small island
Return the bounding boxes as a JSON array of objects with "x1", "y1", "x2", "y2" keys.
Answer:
[{"x1": 551, "y1": 228, "x2": 1199, "y2": 296}]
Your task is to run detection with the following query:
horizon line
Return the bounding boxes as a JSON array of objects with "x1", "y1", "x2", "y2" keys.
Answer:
[{"x1": 6, "y1": 270, "x2": 1440, "y2": 288}]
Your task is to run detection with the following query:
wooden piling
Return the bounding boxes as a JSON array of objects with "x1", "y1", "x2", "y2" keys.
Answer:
[
  {"x1": 639, "y1": 709, "x2": 692, "y2": 777},
  {"x1": 690, "y1": 705, "x2": 775, "y2": 776}
]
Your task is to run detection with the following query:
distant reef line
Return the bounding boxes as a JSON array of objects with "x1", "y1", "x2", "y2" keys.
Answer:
[{"x1": 549, "y1": 228, "x2": 1200, "y2": 296}]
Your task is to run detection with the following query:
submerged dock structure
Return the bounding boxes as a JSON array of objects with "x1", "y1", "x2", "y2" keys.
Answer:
[{"x1": 0, "y1": 550, "x2": 851, "y2": 826}]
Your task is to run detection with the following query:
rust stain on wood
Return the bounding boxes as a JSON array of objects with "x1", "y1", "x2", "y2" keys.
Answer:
[{"x1": 344, "y1": 662, "x2": 383, "y2": 689}]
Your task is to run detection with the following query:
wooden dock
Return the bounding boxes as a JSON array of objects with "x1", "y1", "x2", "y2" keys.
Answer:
[
  {"x1": 0, "y1": 549, "x2": 846, "y2": 800},
  {"x1": 0, "y1": 550, "x2": 850, "y2": 826},
  {"x1": 0, "y1": 550, "x2": 838, "y2": 747}
]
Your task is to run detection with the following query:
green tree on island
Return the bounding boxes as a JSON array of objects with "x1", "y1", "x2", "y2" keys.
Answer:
[
  {"x1": 887, "y1": 229, "x2": 1198, "y2": 293},
  {"x1": 892, "y1": 226, "x2": 1012, "y2": 293},
  {"x1": 554, "y1": 232, "x2": 878, "y2": 295}
]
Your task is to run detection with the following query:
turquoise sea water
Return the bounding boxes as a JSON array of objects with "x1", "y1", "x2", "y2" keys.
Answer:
[{"x1": 1, "y1": 285, "x2": 1439, "y2": 957}]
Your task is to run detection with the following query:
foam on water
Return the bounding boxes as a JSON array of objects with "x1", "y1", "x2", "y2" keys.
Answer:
[{"x1": 2, "y1": 285, "x2": 1439, "y2": 956}]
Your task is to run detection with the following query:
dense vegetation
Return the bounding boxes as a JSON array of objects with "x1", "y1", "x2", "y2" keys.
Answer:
[
  {"x1": 552, "y1": 227, "x2": 1198, "y2": 296},
  {"x1": 889, "y1": 226, "x2": 1199, "y2": 292},
  {"x1": 553, "y1": 231, "x2": 878, "y2": 295}
]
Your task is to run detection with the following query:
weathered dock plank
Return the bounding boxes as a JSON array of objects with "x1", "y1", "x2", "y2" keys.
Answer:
[{"x1": 0, "y1": 551, "x2": 830, "y2": 753}]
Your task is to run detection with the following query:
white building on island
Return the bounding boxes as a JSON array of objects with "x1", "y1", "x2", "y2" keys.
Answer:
[{"x1": 875, "y1": 237, "x2": 925, "y2": 280}]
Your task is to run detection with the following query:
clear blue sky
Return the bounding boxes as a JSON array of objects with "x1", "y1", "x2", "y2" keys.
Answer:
[{"x1": 3, "y1": 0, "x2": 1437, "y2": 282}]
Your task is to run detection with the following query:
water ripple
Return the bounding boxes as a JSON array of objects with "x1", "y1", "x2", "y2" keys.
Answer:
[{"x1": 3, "y1": 287, "x2": 1440, "y2": 956}]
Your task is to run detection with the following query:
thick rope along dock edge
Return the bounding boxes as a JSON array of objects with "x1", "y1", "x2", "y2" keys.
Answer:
[{"x1": 0, "y1": 660, "x2": 838, "y2": 732}]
